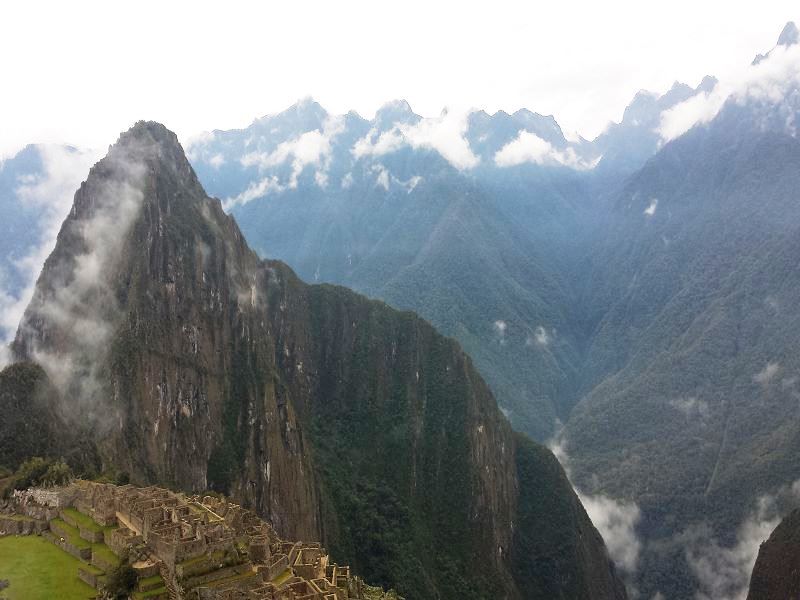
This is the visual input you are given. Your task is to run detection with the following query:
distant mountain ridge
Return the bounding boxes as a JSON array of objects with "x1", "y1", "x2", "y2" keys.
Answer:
[
  {"x1": 185, "y1": 21, "x2": 800, "y2": 599},
  {"x1": 1, "y1": 21, "x2": 799, "y2": 599},
  {"x1": 183, "y1": 77, "x2": 711, "y2": 441},
  {"x1": 1, "y1": 121, "x2": 628, "y2": 600},
  {"x1": 189, "y1": 79, "x2": 710, "y2": 203}
]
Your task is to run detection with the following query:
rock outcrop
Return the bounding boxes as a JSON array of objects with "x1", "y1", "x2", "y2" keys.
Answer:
[{"x1": 747, "y1": 508, "x2": 800, "y2": 600}]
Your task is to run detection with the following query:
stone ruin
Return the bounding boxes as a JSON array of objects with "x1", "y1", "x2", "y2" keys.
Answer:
[{"x1": 1, "y1": 481, "x2": 397, "y2": 600}]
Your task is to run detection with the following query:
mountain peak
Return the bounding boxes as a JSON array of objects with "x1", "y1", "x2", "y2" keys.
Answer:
[
  {"x1": 287, "y1": 96, "x2": 328, "y2": 117},
  {"x1": 253, "y1": 98, "x2": 329, "y2": 132},
  {"x1": 374, "y1": 99, "x2": 419, "y2": 129},
  {"x1": 95, "y1": 121, "x2": 204, "y2": 210},
  {"x1": 778, "y1": 21, "x2": 799, "y2": 46},
  {"x1": 377, "y1": 98, "x2": 414, "y2": 115},
  {"x1": 753, "y1": 22, "x2": 798, "y2": 65},
  {"x1": 110, "y1": 121, "x2": 192, "y2": 172},
  {"x1": 119, "y1": 120, "x2": 178, "y2": 145},
  {"x1": 697, "y1": 75, "x2": 718, "y2": 93}
]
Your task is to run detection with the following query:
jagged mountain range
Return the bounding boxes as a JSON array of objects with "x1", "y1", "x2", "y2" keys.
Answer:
[
  {"x1": 184, "y1": 77, "x2": 713, "y2": 442},
  {"x1": 0, "y1": 57, "x2": 716, "y2": 442},
  {"x1": 2, "y1": 21, "x2": 800, "y2": 599},
  {"x1": 185, "y1": 22, "x2": 800, "y2": 599},
  {"x1": 0, "y1": 122, "x2": 627, "y2": 600}
]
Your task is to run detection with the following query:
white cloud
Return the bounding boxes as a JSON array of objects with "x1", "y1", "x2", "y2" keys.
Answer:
[
  {"x1": 686, "y1": 495, "x2": 781, "y2": 600},
  {"x1": 527, "y1": 325, "x2": 550, "y2": 347},
  {"x1": 367, "y1": 165, "x2": 422, "y2": 194},
  {"x1": 494, "y1": 130, "x2": 595, "y2": 169},
  {"x1": 659, "y1": 42, "x2": 800, "y2": 141},
  {"x1": 550, "y1": 437, "x2": 642, "y2": 580},
  {"x1": 353, "y1": 127, "x2": 406, "y2": 159},
  {"x1": 669, "y1": 396, "x2": 710, "y2": 421},
  {"x1": 340, "y1": 172, "x2": 354, "y2": 189},
  {"x1": 582, "y1": 493, "x2": 642, "y2": 575},
  {"x1": 493, "y1": 320, "x2": 507, "y2": 336},
  {"x1": 353, "y1": 108, "x2": 479, "y2": 170},
  {"x1": 373, "y1": 165, "x2": 390, "y2": 190},
  {"x1": 16, "y1": 148, "x2": 147, "y2": 420},
  {"x1": 208, "y1": 153, "x2": 225, "y2": 168},
  {"x1": 658, "y1": 90, "x2": 728, "y2": 141},
  {"x1": 0, "y1": 145, "x2": 100, "y2": 346},
  {"x1": 402, "y1": 175, "x2": 422, "y2": 193},
  {"x1": 754, "y1": 362, "x2": 780, "y2": 385},
  {"x1": 221, "y1": 115, "x2": 347, "y2": 209},
  {"x1": 3, "y1": 2, "x2": 799, "y2": 158},
  {"x1": 644, "y1": 198, "x2": 658, "y2": 216},
  {"x1": 240, "y1": 115, "x2": 345, "y2": 187},
  {"x1": 495, "y1": 130, "x2": 552, "y2": 166},
  {"x1": 184, "y1": 131, "x2": 216, "y2": 162},
  {"x1": 223, "y1": 175, "x2": 285, "y2": 211},
  {"x1": 314, "y1": 170, "x2": 329, "y2": 188},
  {"x1": 403, "y1": 109, "x2": 479, "y2": 169}
]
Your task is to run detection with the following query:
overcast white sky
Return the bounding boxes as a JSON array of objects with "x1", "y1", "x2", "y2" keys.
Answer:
[{"x1": 0, "y1": 0, "x2": 796, "y2": 157}]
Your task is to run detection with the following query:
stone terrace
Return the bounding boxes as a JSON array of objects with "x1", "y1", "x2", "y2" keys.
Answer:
[{"x1": 1, "y1": 481, "x2": 386, "y2": 600}]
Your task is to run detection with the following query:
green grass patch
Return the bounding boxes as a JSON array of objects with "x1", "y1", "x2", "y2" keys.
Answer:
[
  {"x1": 0, "y1": 535, "x2": 97, "y2": 599},
  {"x1": 139, "y1": 574, "x2": 163, "y2": 586},
  {"x1": 80, "y1": 563, "x2": 104, "y2": 576},
  {"x1": 91, "y1": 542, "x2": 120, "y2": 567},
  {"x1": 62, "y1": 508, "x2": 103, "y2": 533},
  {"x1": 50, "y1": 518, "x2": 90, "y2": 549}
]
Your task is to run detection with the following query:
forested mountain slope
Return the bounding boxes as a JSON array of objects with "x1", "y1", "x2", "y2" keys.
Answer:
[{"x1": 2, "y1": 121, "x2": 627, "y2": 600}]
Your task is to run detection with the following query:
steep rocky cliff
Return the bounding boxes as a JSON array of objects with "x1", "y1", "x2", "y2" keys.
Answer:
[
  {"x1": 747, "y1": 508, "x2": 800, "y2": 600},
  {"x1": 7, "y1": 122, "x2": 626, "y2": 599}
]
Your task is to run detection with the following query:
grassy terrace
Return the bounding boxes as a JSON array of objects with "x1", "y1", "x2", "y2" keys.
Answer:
[
  {"x1": 62, "y1": 507, "x2": 108, "y2": 533},
  {"x1": 52, "y1": 510, "x2": 120, "y2": 568},
  {"x1": 0, "y1": 535, "x2": 96, "y2": 600},
  {"x1": 81, "y1": 563, "x2": 104, "y2": 576},
  {"x1": 139, "y1": 574, "x2": 164, "y2": 587},
  {"x1": 51, "y1": 518, "x2": 91, "y2": 550},
  {"x1": 92, "y1": 542, "x2": 120, "y2": 567}
]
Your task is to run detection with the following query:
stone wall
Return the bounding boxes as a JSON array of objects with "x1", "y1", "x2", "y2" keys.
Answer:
[
  {"x1": 0, "y1": 515, "x2": 48, "y2": 535},
  {"x1": 12, "y1": 486, "x2": 77, "y2": 508},
  {"x1": 184, "y1": 563, "x2": 253, "y2": 589},
  {"x1": 108, "y1": 526, "x2": 142, "y2": 555},
  {"x1": 263, "y1": 554, "x2": 289, "y2": 580}
]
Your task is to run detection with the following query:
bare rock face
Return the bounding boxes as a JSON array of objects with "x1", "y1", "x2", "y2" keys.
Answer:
[
  {"x1": 9, "y1": 122, "x2": 626, "y2": 600},
  {"x1": 747, "y1": 509, "x2": 800, "y2": 600},
  {"x1": 13, "y1": 122, "x2": 320, "y2": 539}
]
